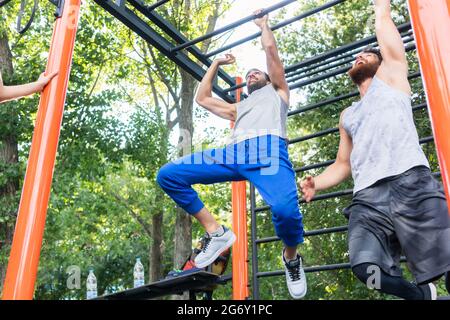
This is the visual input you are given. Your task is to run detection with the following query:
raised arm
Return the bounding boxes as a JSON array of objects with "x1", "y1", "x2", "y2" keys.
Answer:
[
  {"x1": 374, "y1": 0, "x2": 410, "y2": 93},
  {"x1": 195, "y1": 54, "x2": 237, "y2": 121},
  {"x1": 0, "y1": 71, "x2": 58, "y2": 103},
  {"x1": 300, "y1": 111, "x2": 353, "y2": 202},
  {"x1": 254, "y1": 9, "x2": 289, "y2": 105}
]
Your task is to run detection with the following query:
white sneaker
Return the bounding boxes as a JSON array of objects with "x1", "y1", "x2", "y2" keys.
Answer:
[
  {"x1": 194, "y1": 226, "x2": 236, "y2": 268},
  {"x1": 283, "y1": 250, "x2": 307, "y2": 299}
]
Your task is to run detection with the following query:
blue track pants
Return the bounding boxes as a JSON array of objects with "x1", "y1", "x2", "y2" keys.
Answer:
[{"x1": 157, "y1": 135, "x2": 304, "y2": 246}]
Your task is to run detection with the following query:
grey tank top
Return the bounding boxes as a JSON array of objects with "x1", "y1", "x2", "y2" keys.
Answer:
[
  {"x1": 342, "y1": 76, "x2": 429, "y2": 194},
  {"x1": 226, "y1": 84, "x2": 288, "y2": 145}
]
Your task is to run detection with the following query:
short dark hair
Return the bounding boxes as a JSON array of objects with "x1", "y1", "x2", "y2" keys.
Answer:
[
  {"x1": 362, "y1": 46, "x2": 383, "y2": 63},
  {"x1": 245, "y1": 68, "x2": 271, "y2": 82}
]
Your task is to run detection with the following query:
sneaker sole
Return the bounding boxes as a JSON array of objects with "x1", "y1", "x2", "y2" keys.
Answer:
[
  {"x1": 288, "y1": 284, "x2": 307, "y2": 300},
  {"x1": 430, "y1": 283, "x2": 437, "y2": 300},
  {"x1": 286, "y1": 270, "x2": 307, "y2": 299},
  {"x1": 195, "y1": 233, "x2": 236, "y2": 268}
]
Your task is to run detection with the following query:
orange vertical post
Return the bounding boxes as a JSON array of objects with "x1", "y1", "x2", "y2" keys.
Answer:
[
  {"x1": 2, "y1": 0, "x2": 81, "y2": 300},
  {"x1": 231, "y1": 77, "x2": 249, "y2": 300},
  {"x1": 408, "y1": 0, "x2": 450, "y2": 212}
]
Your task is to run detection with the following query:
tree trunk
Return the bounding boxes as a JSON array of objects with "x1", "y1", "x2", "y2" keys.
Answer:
[
  {"x1": 0, "y1": 34, "x2": 19, "y2": 293},
  {"x1": 171, "y1": 70, "x2": 197, "y2": 300},
  {"x1": 149, "y1": 208, "x2": 163, "y2": 283}
]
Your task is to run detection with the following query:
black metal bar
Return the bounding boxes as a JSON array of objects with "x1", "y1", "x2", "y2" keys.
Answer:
[
  {"x1": 285, "y1": 30, "x2": 414, "y2": 79},
  {"x1": 94, "y1": 0, "x2": 235, "y2": 102},
  {"x1": 293, "y1": 135, "x2": 435, "y2": 177},
  {"x1": 288, "y1": 92, "x2": 359, "y2": 116},
  {"x1": 284, "y1": 22, "x2": 411, "y2": 75},
  {"x1": 288, "y1": 65, "x2": 351, "y2": 90},
  {"x1": 171, "y1": 0, "x2": 297, "y2": 53},
  {"x1": 255, "y1": 189, "x2": 353, "y2": 213},
  {"x1": 288, "y1": 42, "x2": 417, "y2": 90},
  {"x1": 0, "y1": 0, "x2": 12, "y2": 8},
  {"x1": 127, "y1": 0, "x2": 236, "y2": 87},
  {"x1": 145, "y1": 0, "x2": 169, "y2": 11},
  {"x1": 288, "y1": 127, "x2": 339, "y2": 145},
  {"x1": 225, "y1": 33, "x2": 415, "y2": 93},
  {"x1": 250, "y1": 183, "x2": 260, "y2": 300},
  {"x1": 257, "y1": 263, "x2": 351, "y2": 278},
  {"x1": 256, "y1": 155, "x2": 437, "y2": 214},
  {"x1": 206, "y1": 0, "x2": 346, "y2": 60},
  {"x1": 258, "y1": 257, "x2": 409, "y2": 278},
  {"x1": 223, "y1": 27, "x2": 414, "y2": 93},
  {"x1": 287, "y1": 37, "x2": 416, "y2": 84},
  {"x1": 287, "y1": 71, "x2": 422, "y2": 117},
  {"x1": 256, "y1": 226, "x2": 348, "y2": 245},
  {"x1": 288, "y1": 101, "x2": 428, "y2": 146},
  {"x1": 294, "y1": 160, "x2": 336, "y2": 174}
]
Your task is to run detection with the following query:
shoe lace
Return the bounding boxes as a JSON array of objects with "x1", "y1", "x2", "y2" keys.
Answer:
[
  {"x1": 201, "y1": 234, "x2": 212, "y2": 253},
  {"x1": 287, "y1": 257, "x2": 302, "y2": 281}
]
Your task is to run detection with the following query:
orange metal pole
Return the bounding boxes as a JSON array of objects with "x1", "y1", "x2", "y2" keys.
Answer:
[
  {"x1": 2, "y1": 0, "x2": 81, "y2": 300},
  {"x1": 231, "y1": 77, "x2": 249, "y2": 300},
  {"x1": 408, "y1": 0, "x2": 450, "y2": 212}
]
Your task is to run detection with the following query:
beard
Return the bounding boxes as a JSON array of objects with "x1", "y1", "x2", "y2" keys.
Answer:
[
  {"x1": 247, "y1": 79, "x2": 268, "y2": 94},
  {"x1": 348, "y1": 61, "x2": 380, "y2": 85}
]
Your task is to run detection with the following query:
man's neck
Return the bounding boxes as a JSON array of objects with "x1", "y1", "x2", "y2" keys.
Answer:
[{"x1": 358, "y1": 77, "x2": 374, "y2": 98}]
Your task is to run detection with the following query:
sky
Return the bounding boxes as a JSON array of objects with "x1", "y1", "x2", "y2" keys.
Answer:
[{"x1": 190, "y1": 0, "x2": 304, "y2": 146}]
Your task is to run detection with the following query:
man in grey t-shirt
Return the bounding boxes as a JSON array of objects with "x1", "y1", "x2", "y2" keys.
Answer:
[{"x1": 300, "y1": 0, "x2": 450, "y2": 300}]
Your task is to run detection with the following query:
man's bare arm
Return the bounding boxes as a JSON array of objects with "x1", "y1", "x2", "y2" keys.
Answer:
[
  {"x1": 374, "y1": 0, "x2": 410, "y2": 93},
  {"x1": 254, "y1": 9, "x2": 289, "y2": 105},
  {"x1": 195, "y1": 54, "x2": 237, "y2": 121}
]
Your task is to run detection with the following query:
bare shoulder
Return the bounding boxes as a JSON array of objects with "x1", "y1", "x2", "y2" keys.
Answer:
[
  {"x1": 375, "y1": 62, "x2": 411, "y2": 96},
  {"x1": 339, "y1": 107, "x2": 350, "y2": 124},
  {"x1": 276, "y1": 88, "x2": 289, "y2": 106}
]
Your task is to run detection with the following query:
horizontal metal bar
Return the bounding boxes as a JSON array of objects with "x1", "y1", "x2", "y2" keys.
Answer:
[
  {"x1": 216, "y1": 274, "x2": 232, "y2": 284},
  {"x1": 171, "y1": 0, "x2": 297, "y2": 53},
  {"x1": 288, "y1": 91, "x2": 359, "y2": 116},
  {"x1": 145, "y1": 0, "x2": 170, "y2": 11},
  {"x1": 288, "y1": 102, "x2": 428, "y2": 146},
  {"x1": 284, "y1": 22, "x2": 411, "y2": 74},
  {"x1": 256, "y1": 226, "x2": 348, "y2": 245},
  {"x1": 257, "y1": 263, "x2": 351, "y2": 278},
  {"x1": 258, "y1": 256, "x2": 409, "y2": 278},
  {"x1": 225, "y1": 31, "x2": 414, "y2": 93},
  {"x1": 96, "y1": 0, "x2": 235, "y2": 102},
  {"x1": 288, "y1": 65, "x2": 351, "y2": 90},
  {"x1": 288, "y1": 127, "x2": 339, "y2": 145},
  {"x1": 206, "y1": 0, "x2": 346, "y2": 61},
  {"x1": 294, "y1": 160, "x2": 336, "y2": 173},
  {"x1": 287, "y1": 36, "x2": 416, "y2": 84},
  {"x1": 223, "y1": 25, "x2": 414, "y2": 93},
  {"x1": 255, "y1": 189, "x2": 353, "y2": 213},
  {"x1": 127, "y1": 0, "x2": 236, "y2": 87},
  {"x1": 295, "y1": 143, "x2": 436, "y2": 183},
  {"x1": 256, "y1": 163, "x2": 438, "y2": 213},
  {"x1": 285, "y1": 30, "x2": 415, "y2": 79},
  {"x1": 287, "y1": 71, "x2": 422, "y2": 117},
  {"x1": 288, "y1": 42, "x2": 417, "y2": 90}
]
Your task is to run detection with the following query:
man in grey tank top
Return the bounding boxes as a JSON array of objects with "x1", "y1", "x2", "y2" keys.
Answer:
[
  {"x1": 300, "y1": 0, "x2": 450, "y2": 299},
  {"x1": 157, "y1": 10, "x2": 306, "y2": 299}
]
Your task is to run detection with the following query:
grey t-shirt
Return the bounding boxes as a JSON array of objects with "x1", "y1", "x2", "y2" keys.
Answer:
[
  {"x1": 226, "y1": 84, "x2": 288, "y2": 145},
  {"x1": 342, "y1": 76, "x2": 430, "y2": 194}
]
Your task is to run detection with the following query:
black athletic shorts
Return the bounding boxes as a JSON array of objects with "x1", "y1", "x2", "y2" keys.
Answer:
[{"x1": 344, "y1": 166, "x2": 450, "y2": 284}]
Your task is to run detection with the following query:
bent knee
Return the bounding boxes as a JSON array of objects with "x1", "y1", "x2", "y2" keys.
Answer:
[
  {"x1": 156, "y1": 163, "x2": 176, "y2": 187},
  {"x1": 271, "y1": 201, "x2": 300, "y2": 221}
]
